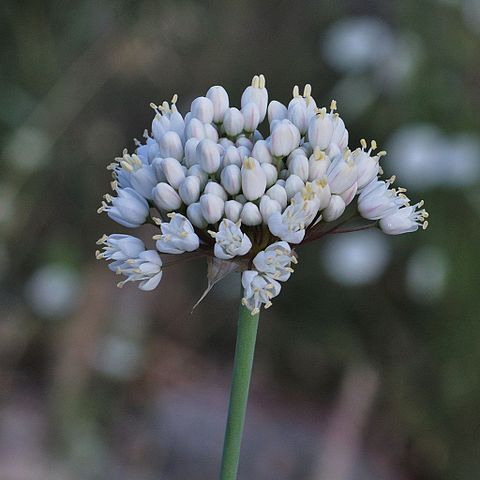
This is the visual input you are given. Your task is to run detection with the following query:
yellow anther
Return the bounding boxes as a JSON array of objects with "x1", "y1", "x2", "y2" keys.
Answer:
[
  {"x1": 371, "y1": 140, "x2": 377, "y2": 150},
  {"x1": 120, "y1": 161, "x2": 134, "y2": 172},
  {"x1": 303, "y1": 84, "x2": 312, "y2": 98},
  {"x1": 360, "y1": 138, "x2": 368, "y2": 149},
  {"x1": 330, "y1": 99, "x2": 337, "y2": 111},
  {"x1": 96, "y1": 234, "x2": 108, "y2": 245},
  {"x1": 313, "y1": 146, "x2": 325, "y2": 160},
  {"x1": 243, "y1": 157, "x2": 255, "y2": 169}
]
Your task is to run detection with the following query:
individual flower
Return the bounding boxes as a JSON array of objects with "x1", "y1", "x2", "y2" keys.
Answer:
[
  {"x1": 379, "y1": 202, "x2": 429, "y2": 235},
  {"x1": 153, "y1": 213, "x2": 200, "y2": 254},
  {"x1": 252, "y1": 241, "x2": 296, "y2": 282},
  {"x1": 241, "y1": 270, "x2": 281, "y2": 315},
  {"x1": 115, "y1": 250, "x2": 163, "y2": 291},
  {"x1": 357, "y1": 177, "x2": 408, "y2": 220},
  {"x1": 97, "y1": 187, "x2": 149, "y2": 228},
  {"x1": 95, "y1": 234, "x2": 145, "y2": 269},
  {"x1": 209, "y1": 219, "x2": 252, "y2": 260}
]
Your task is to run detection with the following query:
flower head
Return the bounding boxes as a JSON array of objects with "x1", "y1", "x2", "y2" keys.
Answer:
[{"x1": 97, "y1": 75, "x2": 428, "y2": 313}]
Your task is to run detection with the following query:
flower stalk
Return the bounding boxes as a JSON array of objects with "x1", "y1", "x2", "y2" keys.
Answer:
[{"x1": 219, "y1": 291, "x2": 260, "y2": 480}]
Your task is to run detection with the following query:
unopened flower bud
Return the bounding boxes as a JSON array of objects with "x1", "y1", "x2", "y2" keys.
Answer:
[
  {"x1": 236, "y1": 136, "x2": 254, "y2": 150},
  {"x1": 223, "y1": 107, "x2": 245, "y2": 136},
  {"x1": 241, "y1": 157, "x2": 267, "y2": 201},
  {"x1": 187, "y1": 164, "x2": 208, "y2": 189},
  {"x1": 288, "y1": 155, "x2": 309, "y2": 182},
  {"x1": 184, "y1": 138, "x2": 200, "y2": 167},
  {"x1": 259, "y1": 195, "x2": 282, "y2": 223},
  {"x1": 206, "y1": 85, "x2": 230, "y2": 123},
  {"x1": 266, "y1": 184, "x2": 288, "y2": 209},
  {"x1": 218, "y1": 137, "x2": 234, "y2": 149},
  {"x1": 285, "y1": 174, "x2": 305, "y2": 200},
  {"x1": 185, "y1": 117, "x2": 206, "y2": 140},
  {"x1": 152, "y1": 182, "x2": 183, "y2": 211},
  {"x1": 237, "y1": 145, "x2": 251, "y2": 159},
  {"x1": 268, "y1": 100, "x2": 288, "y2": 124},
  {"x1": 161, "y1": 157, "x2": 185, "y2": 189},
  {"x1": 261, "y1": 163, "x2": 278, "y2": 187},
  {"x1": 158, "y1": 131, "x2": 183, "y2": 161},
  {"x1": 178, "y1": 175, "x2": 201, "y2": 205},
  {"x1": 191, "y1": 96, "x2": 214, "y2": 124},
  {"x1": 242, "y1": 103, "x2": 260, "y2": 132},
  {"x1": 223, "y1": 145, "x2": 242, "y2": 167},
  {"x1": 204, "y1": 181, "x2": 228, "y2": 201},
  {"x1": 251, "y1": 139, "x2": 273, "y2": 164},
  {"x1": 224, "y1": 200, "x2": 243, "y2": 222},
  {"x1": 200, "y1": 193, "x2": 225, "y2": 224},
  {"x1": 186, "y1": 202, "x2": 208, "y2": 228},
  {"x1": 221, "y1": 164, "x2": 242, "y2": 195},
  {"x1": 241, "y1": 202, "x2": 262, "y2": 226},
  {"x1": 196, "y1": 138, "x2": 221, "y2": 174},
  {"x1": 271, "y1": 120, "x2": 301, "y2": 157},
  {"x1": 204, "y1": 123, "x2": 219, "y2": 142},
  {"x1": 322, "y1": 194, "x2": 346, "y2": 222}
]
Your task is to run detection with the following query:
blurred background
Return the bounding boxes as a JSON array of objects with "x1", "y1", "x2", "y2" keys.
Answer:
[{"x1": 1, "y1": 0, "x2": 480, "y2": 479}]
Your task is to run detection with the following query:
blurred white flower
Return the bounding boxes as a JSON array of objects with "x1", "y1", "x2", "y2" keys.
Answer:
[
  {"x1": 320, "y1": 230, "x2": 391, "y2": 286},
  {"x1": 25, "y1": 264, "x2": 81, "y2": 318},
  {"x1": 330, "y1": 77, "x2": 376, "y2": 119},
  {"x1": 375, "y1": 33, "x2": 422, "y2": 92},
  {"x1": 406, "y1": 246, "x2": 448, "y2": 303},
  {"x1": 322, "y1": 16, "x2": 395, "y2": 74},
  {"x1": 94, "y1": 335, "x2": 142, "y2": 380},
  {"x1": 386, "y1": 124, "x2": 480, "y2": 190},
  {"x1": 3, "y1": 126, "x2": 51, "y2": 173}
]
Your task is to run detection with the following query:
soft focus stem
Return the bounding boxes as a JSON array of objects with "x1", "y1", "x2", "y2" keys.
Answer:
[{"x1": 219, "y1": 293, "x2": 260, "y2": 480}]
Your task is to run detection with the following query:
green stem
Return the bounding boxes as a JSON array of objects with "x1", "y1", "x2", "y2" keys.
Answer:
[{"x1": 219, "y1": 294, "x2": 260, "y2": 480}]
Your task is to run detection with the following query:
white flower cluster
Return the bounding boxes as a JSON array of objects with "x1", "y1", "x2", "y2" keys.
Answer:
[{"x1": 97, "y1": 75, "x2": 428, "y2": 314}]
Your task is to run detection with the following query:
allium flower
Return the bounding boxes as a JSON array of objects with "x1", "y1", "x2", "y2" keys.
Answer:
[{"x1": 96, "y1": 75, "x2": 428, "y2": 314}]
